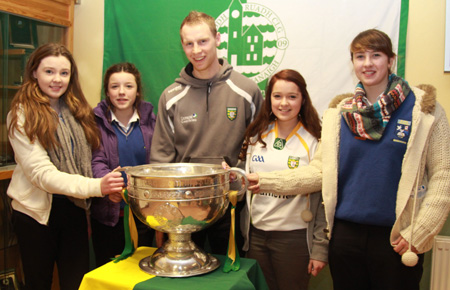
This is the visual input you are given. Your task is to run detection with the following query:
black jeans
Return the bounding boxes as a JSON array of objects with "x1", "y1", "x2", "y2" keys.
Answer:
[
  {"x1": 329, "y1": 219, "x2": 424, "y2": 290},
  {"x1": 12, "y1": 197, "x2": 89, "y2": 290}
]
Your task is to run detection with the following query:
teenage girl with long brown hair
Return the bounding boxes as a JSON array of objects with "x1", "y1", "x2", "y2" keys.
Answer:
[
  {"x1": 7, "y1": 43, "x2": 123, "y2": 290},
  {"x1": 240, "y1": 69, "x2": 328, "y2": 290}
]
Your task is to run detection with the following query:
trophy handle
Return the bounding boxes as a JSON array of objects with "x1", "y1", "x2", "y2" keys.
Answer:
[
  {"x1": 112, "y1": 166, "x2": 132, "y2": 189},
  {"x1": 113, "y1": 166, "x2": 132, "y2": 173},
  {"x1": 229, "y1": 167, "x2": 249, "y2": 197}
]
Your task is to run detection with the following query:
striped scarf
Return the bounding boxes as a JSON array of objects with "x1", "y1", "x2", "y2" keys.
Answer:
[{"x1": 341, "y1": 74, "x2": 411, "y2": 140}]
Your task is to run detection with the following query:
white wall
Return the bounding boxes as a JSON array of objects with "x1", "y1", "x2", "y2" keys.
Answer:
[
  {"x1": 73, "y1": 0, "x2": 104, "y2": 108},
  {"x1": 405, "y1": 0, "x2": 450, "y2": 114}
]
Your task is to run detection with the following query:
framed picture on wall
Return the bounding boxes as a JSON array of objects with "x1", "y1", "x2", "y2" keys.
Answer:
[
  {"x1": 445, "y1": 0, "x2": 450, "y2": 72},
  {"x1": 9, "y1": 15, "x2": 34, "y2": 49}
]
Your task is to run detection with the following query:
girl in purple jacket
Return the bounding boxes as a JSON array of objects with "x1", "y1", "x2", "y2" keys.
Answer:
[{"x1": 91, "y1": 63, "x2": 156, "y2": 267}]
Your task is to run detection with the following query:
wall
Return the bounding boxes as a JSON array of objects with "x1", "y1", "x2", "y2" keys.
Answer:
[
  {"x1": 73, "y1": 0, "x2": 104, "y2": 108},
  {"x1": 406, "y1": 0, "x2": 450, "y2": 112}
]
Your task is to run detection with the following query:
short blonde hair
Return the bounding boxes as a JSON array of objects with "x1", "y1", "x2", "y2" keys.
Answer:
[{"x1": 180, "y1": 11, "x2": 217, "y2": 40}]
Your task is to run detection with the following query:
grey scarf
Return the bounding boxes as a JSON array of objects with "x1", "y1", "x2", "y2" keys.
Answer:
[{"x1": 47, "y1": 100, "x2": 93, "y2": 209}]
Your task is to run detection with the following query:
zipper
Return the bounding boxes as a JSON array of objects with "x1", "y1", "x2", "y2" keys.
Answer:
[{"x1": 207, "y1": 81, "x2": 212, "y2": 112}]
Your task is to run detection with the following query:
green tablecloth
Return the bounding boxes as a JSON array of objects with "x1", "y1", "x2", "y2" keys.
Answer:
[{"x1": 79, "y1": 247, "x2": 268, "y2": 290}]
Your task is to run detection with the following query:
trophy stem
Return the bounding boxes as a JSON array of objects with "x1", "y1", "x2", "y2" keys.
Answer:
[{"x1": 138, "y1": 232, "x2": 220, "y2": 277}]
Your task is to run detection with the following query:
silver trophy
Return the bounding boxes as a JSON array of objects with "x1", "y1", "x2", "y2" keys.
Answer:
[{"x1": 120, "y1": 163, "x2": 248, "y2": 277}]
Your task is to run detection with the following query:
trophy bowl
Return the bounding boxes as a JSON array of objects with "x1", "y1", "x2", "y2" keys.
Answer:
[{"x1": 122, "y1": 163, "x2": 247, "y2": 277}]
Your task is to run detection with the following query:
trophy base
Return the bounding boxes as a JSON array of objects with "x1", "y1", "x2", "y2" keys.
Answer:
[{"x1": 139, "y1": 233, "x2": 220, "y2": 277}]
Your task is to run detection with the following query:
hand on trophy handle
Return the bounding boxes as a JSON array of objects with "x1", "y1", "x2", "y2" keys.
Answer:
[
  {"x1": 222, "y1": 161, "x2": 237, "y2": 182},
  {"x1": 222, "y1": 161, "x2": 249, "y2": 198},
  {"x1": 246, "y1": 173, "x2": 260, "y2": 194}
]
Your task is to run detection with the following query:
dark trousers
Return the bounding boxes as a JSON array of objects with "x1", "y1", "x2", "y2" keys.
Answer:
[
  {"x1": 246, "y1": 226, "x2": 310, "y2": 290},
  {"x1": 91, "y1": 213, "x2": 155, "y2": 267},
  {"x1": 191, "y1": 201, "x2": 245, "y2": 256},
  {"x1": 12, "y1": 197, "x2": 89, "y2": 290},
  {"x1": 329, "y1": 218, "x2": 424, "y2": 290}
]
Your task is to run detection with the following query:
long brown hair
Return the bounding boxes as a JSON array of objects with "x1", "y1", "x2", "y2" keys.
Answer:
[
  {"x1": 8, "y1": 43, "x2": 99, "y2": 150},
  {"x1": 239, "y1": 69, "x2": 321, "y2": 160}
]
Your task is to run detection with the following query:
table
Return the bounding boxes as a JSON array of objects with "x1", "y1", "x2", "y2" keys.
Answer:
[{"x1": 79, "y1": 247, "x2": 268, "y2": 290}]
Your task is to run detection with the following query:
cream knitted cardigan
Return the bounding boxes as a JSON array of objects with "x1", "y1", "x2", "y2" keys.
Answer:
[{"x1": 258, "y1": 85, "x2": 450, "y2": 253}]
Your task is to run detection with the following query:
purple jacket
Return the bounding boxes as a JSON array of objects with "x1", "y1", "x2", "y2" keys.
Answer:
[{"x1": 91, "y1": 99, "x2": 156, "y2": 226}]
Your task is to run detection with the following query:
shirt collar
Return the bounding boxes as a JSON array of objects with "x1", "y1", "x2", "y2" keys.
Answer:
[{"x1": 111, "y1": 109, "x2": 139, "y2": 132}]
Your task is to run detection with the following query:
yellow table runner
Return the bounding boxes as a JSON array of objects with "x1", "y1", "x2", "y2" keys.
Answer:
[{"x1": 79, "y1": 247, "x2": 156, "y2": 290}]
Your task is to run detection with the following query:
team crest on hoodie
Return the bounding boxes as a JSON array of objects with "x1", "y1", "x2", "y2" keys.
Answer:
[{"x1": 227, "y1": 107, "x2": 237, "y2": 121}]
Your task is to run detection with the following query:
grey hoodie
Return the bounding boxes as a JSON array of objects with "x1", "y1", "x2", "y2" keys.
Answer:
[{"x1": 150, "y1": 58, "x2": 263, "y2": 166}]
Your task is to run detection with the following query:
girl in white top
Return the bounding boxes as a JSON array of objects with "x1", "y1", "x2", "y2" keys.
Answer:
[
  {"x1": 7, "y1": 43, "x2": 123, "y2": 290},
  {"x1": 239, "y1": 69, "x2": 328, "y2": 290}
]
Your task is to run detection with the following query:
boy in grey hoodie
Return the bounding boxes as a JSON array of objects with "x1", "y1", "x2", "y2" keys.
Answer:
[{"x1": 150, "y1": 11, "x2": 263, "y2": 255}]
